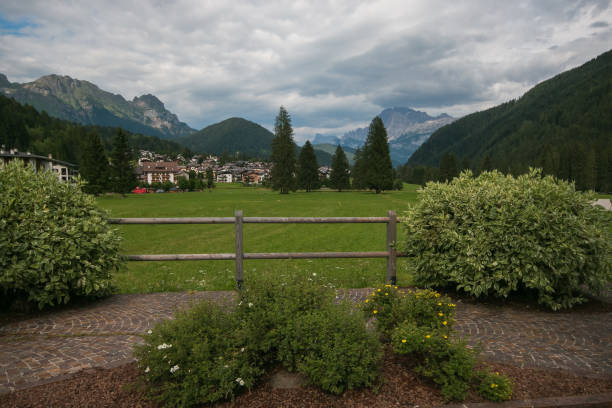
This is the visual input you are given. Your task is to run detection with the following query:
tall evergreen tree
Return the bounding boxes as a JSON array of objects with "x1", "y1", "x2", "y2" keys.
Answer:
[
  {"x1": 351, "y1": 147, "x2": 367, "y2": 189},
  {"x1": 296, "y1": 140, "x2": 320, "y2": 192},
  {"x1": 439, "y1": 152, "x2": 458, "y2": 182},
  {"x1": 206, "y1": 167, "x2": 215, "y2": 189},
  {"x1": 270, "y1": 106, "x2": 296, "y2": 194},
  {"x1": 329, "y1": 145, "x2": 351, "y2": 192},
  {"x1": 110, "y1": 128, "x2": 137, "y2": 195},
  {"x1": 364, "y1": 116, "x2": 393, "y2": 193},
  {"x1": 80, "y1": 130, "x2": 110, "y2": 195}
]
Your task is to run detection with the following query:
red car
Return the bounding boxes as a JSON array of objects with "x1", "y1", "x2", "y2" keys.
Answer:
[{"x1": 132, "y1": 187, "x2": 147, "y2": 194}]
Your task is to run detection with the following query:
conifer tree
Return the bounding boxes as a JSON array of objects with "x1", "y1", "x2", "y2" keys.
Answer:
[
  {"x1": 364, "y1": 116, "x2": 393, "y2": 193},
  {"x1": 206, "y1": 167, "x2": 215, "y2": 189},
  {"x1": 351, "y1": 147, "x2": 367, "y2": 189},
  {"x1": 270, "y1": 106, "x2": 296, "y2": 194},
  {"x1": 80, "y1": 130, "x2": 110, "y2": 195},
  {"x1": 110, "y1": 128, "x2": 137, "y2": 195},
  {"x1": 329, "y1": 145, "x2": 350, "y2": 192},
  {"x1": 296, "y1": 140, "x2": 320, "y2": 192}
]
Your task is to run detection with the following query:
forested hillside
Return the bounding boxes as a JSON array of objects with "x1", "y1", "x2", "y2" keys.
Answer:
[
  {"x1": 407, "y1": 49, "x2": 612, "y2": 192},
  {"x1": 0, "y1": 95, "x2": 188, "y2": 165}
]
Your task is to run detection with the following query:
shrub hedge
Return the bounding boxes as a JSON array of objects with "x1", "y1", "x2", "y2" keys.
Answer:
[
  {"x1": 0, "y1": 160, "x2": 122, "y2": 309},
  {"x1": 399, "y1": 169, "x2": 611, "y2": 310}
]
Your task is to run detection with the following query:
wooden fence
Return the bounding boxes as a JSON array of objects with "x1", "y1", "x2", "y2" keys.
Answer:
[{"x1": 109, "y1": 210, "x2": 400, "y2": 289}]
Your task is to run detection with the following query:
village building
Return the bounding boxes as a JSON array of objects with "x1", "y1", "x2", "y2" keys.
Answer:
[
  {"x1": 0, "y1": 147, "x2": 78, "y2": 183},
  {"x1": 140, "y1": 161, "x2": 180, "y2": 184}
]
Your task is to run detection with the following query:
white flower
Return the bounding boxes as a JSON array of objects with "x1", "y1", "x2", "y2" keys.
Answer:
[
  {"x1": 312, "y1": 273, "x2": 317, "y2": 277},
  {"x1": 235, "y1": 377, "x2": 245, "y2": 386},
  {"x1": 224, "y1": 365, "x2": 228, "y2": 368},
  {"x1": 240, "y1": 347, "x2": 245, "y2": 352},
  {"x1": 157, "y1": 343, "x2": 172, "y2": 350},
  {"x1": 238, "y1": 301, "x2": 242, "y2": 306},
  {"x1": 248, "y1": 302, "x2": 253, "y2": 308},
  {"x1": 144, "y1": 366, "x2": 150, "y2": 373},
  {"x1": 147, "y1": 329, "x2": 152, "y2": 335},
  {"x1": 170, "y1": 365, "x2": 179, "y2": 374}
]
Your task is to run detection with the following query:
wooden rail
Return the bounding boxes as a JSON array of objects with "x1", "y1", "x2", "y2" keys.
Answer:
[{"x1": 109, "y1": 210, "x2": 399, "y2": 289}]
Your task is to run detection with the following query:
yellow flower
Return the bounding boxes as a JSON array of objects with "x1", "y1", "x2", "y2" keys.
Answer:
[
  {"x1": 437, "y1": 302, "x2": 442, "y2": 306},
  {"x1": 491, "y1": 383, "x2": 496, "y2": 388},
  {"x1": 425, "y1": 334, "x2": 430, "y2": 339},
  {"x1": 443, "y1": 335, "x2": 448, "y2": 339},
  {"x1": 385, "y1": 284, "x2": 391, "y2": 287},
  {"x1": 373, "y1": 310, "x2": 378, "y2": 314},
  {"x1": 401, "y1": 339, "x2": 407, "y2": 343},
  {"x1": 438, "y1": 312, "x2": 443, "y2": 317},
  {"x1": 385, "y1": 293, "x2": 389, "y2": 296},
  {"x1": 495, "y1": 372, "x2": 499, "y2": 375},
  {"x1": 435, "y1": 293, "x2": 440, "y2": 298},
  {"x1": 443, "y1": 321, "x2": 447, "y2": 326},
  {"x1": 377, "y1": 288, "x2": 381, "y2": 292},
  {"x1": 365, "y1": 299, "x2": 369, "y2": 303},
  {"x1": 394, "y1": 286, "x2": 398, "y2": 289}
]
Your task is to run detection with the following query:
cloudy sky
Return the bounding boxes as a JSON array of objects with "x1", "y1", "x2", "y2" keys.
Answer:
[{"x1": 0, "y1": 0, "x2": 611, "y2": 142}]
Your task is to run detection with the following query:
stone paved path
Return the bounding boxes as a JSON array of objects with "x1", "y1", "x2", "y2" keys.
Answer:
[{"x1": 1, "y1": 289, "x2": 610, "y2": 394}]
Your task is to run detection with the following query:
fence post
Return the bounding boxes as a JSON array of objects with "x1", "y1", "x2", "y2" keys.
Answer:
[
  {"x1": 235, "y1": 210, "x2": 244, "y2": 290},
  {"x1": 386, "y1": 210, "x2": 397, "y2": 285}
]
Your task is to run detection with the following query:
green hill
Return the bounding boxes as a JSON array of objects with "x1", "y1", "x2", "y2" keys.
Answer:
[
  {"x1": 313, "y1": 143, "x2": 356, "y2": 165},
  {"x1": 408, "y1": 49, "x2": 612, "y2": 191}
]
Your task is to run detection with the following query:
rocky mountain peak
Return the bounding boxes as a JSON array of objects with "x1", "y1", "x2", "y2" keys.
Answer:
[{"x1": 133, "y1": 94, "x2": 165, "y2": 112}]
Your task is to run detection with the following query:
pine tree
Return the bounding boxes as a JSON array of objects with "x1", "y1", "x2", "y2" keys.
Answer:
[
  {"x1": 270, "y1": 106, "x2": 296, "y2": 194},
  {"x1": 364, "y1": 116, "x2": 393, "y2": 193},
  {"x1": 439, "y1": 152, "x2": 458, "y2": 182},
  {"x1": 206, "y1": 167, "x2": 215, "y2": 189},
  {"x1": 80, "y1": 130, "x2": 110, "y2": 195},
  {"x1": 329, "y1": 145, "x2": 351, "y2": 192},
  {"x1": 296, "y1": 140, "x2": 320, "y2": 192},
  {"x1": 351, "y1": 147, "x2": 367, "y2": 189},
  {"x1": 110, "y1": 128, "x2": 137, "y2": 195}
]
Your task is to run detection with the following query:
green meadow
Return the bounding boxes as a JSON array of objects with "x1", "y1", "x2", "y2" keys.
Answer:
[{"x1": 97, "y1": 184, "x2": 421, "y2": 293}]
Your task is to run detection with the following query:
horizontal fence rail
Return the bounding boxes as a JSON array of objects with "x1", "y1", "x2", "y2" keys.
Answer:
[{"x1": 109, "y1": 210, "x2": 400, "y2": 289}]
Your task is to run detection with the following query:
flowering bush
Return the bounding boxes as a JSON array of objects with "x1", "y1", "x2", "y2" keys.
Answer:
[
  {"x1": 133, "y1": 301, "x2": 263, "y2": 407},
  {"x1": 362, "y1": 285, "x2": 456, "y2": 337},
  {"x1": 476, "y1": 370, "x2": 513, "y2": 402},
  {"x1": 136, "y1": 273, "x2": 381, "y2": 406}
]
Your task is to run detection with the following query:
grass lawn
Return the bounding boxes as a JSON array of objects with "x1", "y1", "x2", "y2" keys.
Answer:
[{"x1": 97, "y1": 184, "x2": 421, "y2": 293}]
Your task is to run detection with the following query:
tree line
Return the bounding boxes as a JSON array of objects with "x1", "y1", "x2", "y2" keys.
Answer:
[{"x1": 269, "y1": 107, "x2": 398, "y2": 194}]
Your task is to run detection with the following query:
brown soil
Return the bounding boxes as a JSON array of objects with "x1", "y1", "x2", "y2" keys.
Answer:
[{"x1": 2, "y1": 351, "x2": 611, "y2": 408}]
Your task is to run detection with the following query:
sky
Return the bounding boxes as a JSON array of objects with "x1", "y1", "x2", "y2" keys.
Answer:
[{"x1": 0, "y1": 0, "x2": 611, "y2": 142}]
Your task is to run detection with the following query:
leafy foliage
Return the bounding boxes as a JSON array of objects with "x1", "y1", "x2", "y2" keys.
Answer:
[
  {"x1": 399, "y1": 169, "x2": 611, "y2": 310},
  {"x1": 296, "y1": 140, "x2": 321, "y2": 192},
  {"x1": 475, "y1": 370, "x2": 513, "y2": 402},
  {"x1": 270, "y1": 106, "x2": 297, "y2": 194},
  {"x1": 0, "y1": 160, "x2": 122, "y2": 309},
  {"x1": 136, "y1": 274, "x2": 382, "y2": 406},
  {"x1": 408, "y1": 50, "x2": 612, "y2": 192}
]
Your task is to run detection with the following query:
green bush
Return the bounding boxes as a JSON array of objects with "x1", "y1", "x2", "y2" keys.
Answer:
[
  {"x1": 476, "y1": 370, "x2": 513, "y2": 402},
  {"x1": 362, "y1": 285, "x2": 456, "y2": 337},
  {"x1": 278, "y1": 304, "x2": 382, "y2": 394},
  {"x1": 399, "y1": 169, "x2": 611, "y2": 310},
  {"x1": 133, "y1": 301, "x2": 264, "y2": 407},
  {"x1": 0, "y1": 160, "x2": 122, "y2": 309},
  {"x1": 391, "y1": 320, "x2": 476, "y2": 401},
  {"x1": 136, "y1": 274, "x2": 382, "y2": 406}
]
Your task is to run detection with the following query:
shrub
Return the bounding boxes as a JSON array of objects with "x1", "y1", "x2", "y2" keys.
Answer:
[
  {"x1": 134, "y1": 301, "x2": 264, "y2": 407},
  {"x1": 475, "y1": 370, "x2": 513, "y2": 402},
  {"x1": 0, "y1": 160, "x2": 122, "y2": 309},
  {"x1": 362, "y1": 285, "x2": 456, "y2": 337},
  {"x1": 399, "y1": 169, "x2": 611, "y2": 310},
  {"x1": 391, "y1": 320, "x2": 476, "y2": 401},
  {"x1": 279, "y1": 304, "x2": 382, "y2": 394}
]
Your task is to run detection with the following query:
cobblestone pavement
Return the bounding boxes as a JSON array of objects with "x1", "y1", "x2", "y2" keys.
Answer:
[{"x1": 1, "y1": 289, "x2": 610, "y2": 394}]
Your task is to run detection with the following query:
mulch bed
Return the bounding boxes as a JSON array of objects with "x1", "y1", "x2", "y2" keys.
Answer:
[{"x1": 2, "y1": 349, "x2": 611, "y2": 408}]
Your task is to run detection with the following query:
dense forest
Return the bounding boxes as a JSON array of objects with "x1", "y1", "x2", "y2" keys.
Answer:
[
  {"x1": 407, "y1": 49, "x2": 612, "y2": 192},
  {"x1": 0, "y1": 95, "x2": 189, "y2": 165}
]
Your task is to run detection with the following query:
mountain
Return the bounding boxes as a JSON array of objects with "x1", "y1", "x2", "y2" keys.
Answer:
[
  {"x1": 339, "y1": 107, "x2": 454, "y2": 165},
  {"x1": 0, "y1": 94, "x2": 187, "y2": 166},
  {"x1": 407, "y1": 49, "x2": 612, "y2": 192},
  {"x1": 312, "y1": 133, "x2": 340, "y2": 145},
  {"x1": 179, "y1": 117, "x2": 274, "y2": 158},
  {"x1": 312, "y1": 143, "x2": 356, "y2": 165},
  {"x1": 0, "y1": 74, "x2": 195, "y2": 139}
]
